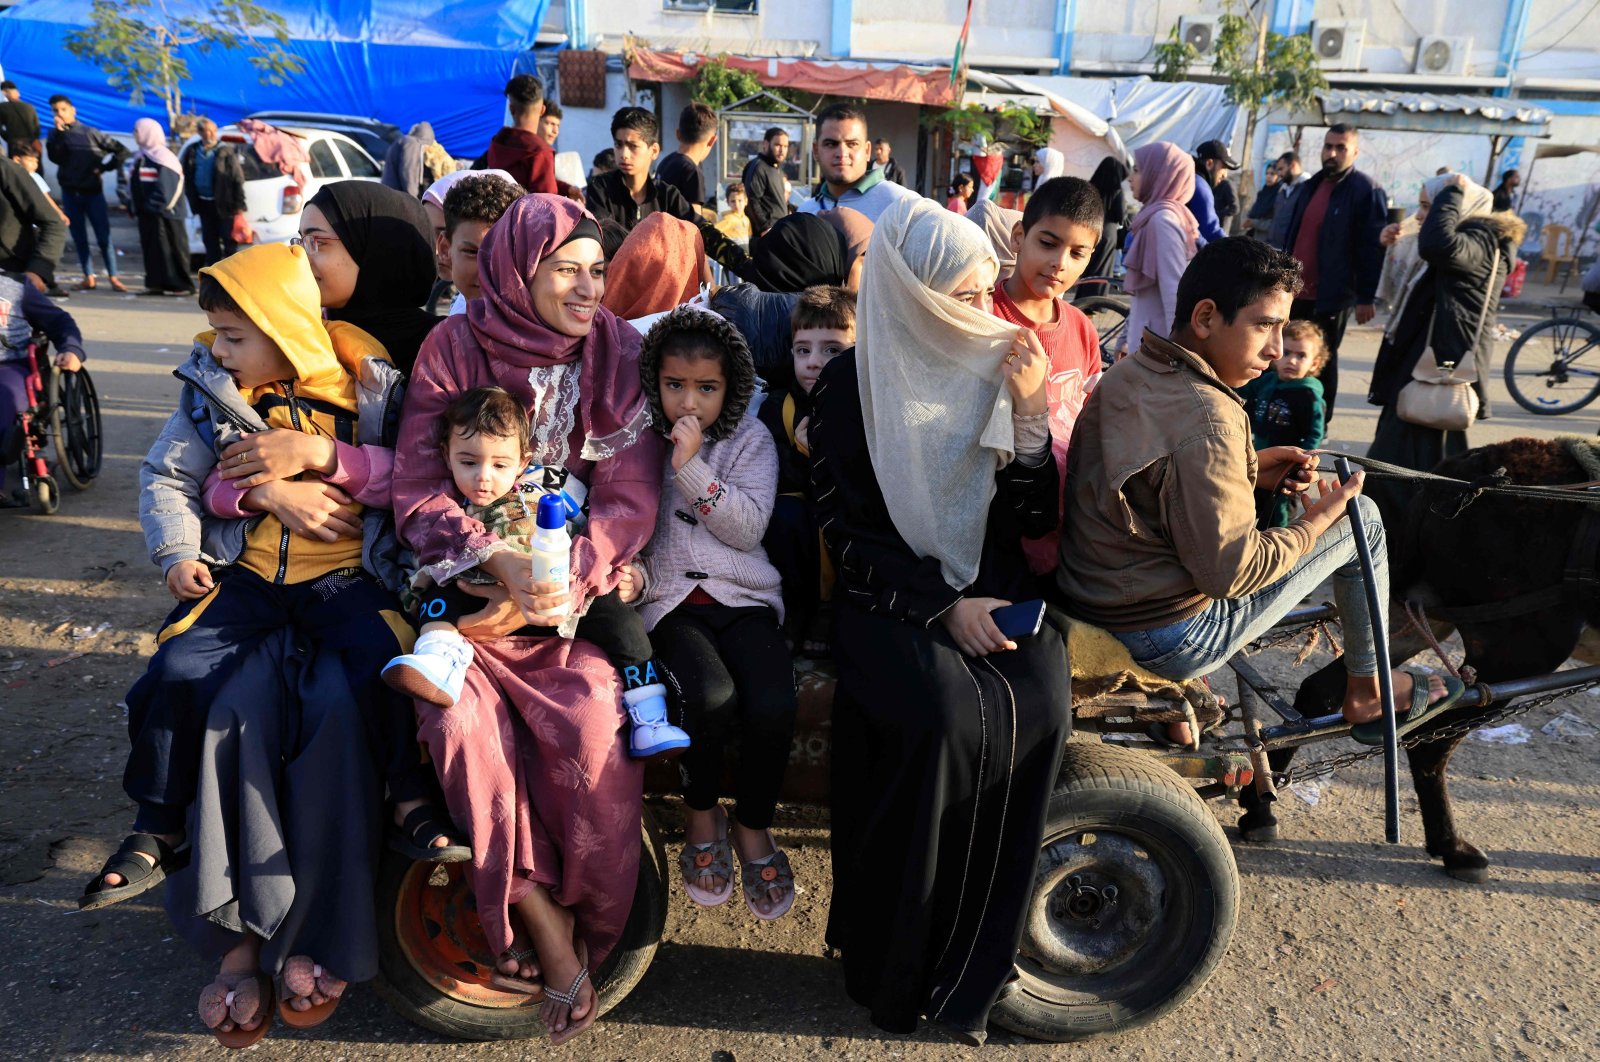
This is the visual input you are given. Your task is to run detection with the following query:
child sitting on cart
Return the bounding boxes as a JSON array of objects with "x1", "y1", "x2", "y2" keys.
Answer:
[
  {"x1": 1058, "y1": 237, "x2": 1463, "y2": 746},
  {"x1": 0, "y1": 269, "x2": 84, "y2": 507}
]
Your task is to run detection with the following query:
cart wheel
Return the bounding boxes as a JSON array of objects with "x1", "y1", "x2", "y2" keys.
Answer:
[
  {"x1": 373, "y1": 806, "x2": 669, "y2": 1041},
  {"x1": 32, "y1": 474, "x2": 59, "y2": 515},
  {"x1": 49, "y1": 368, "x2": 103, "y2": 490},
  {"x1": 992, "y1": 743, "x2": 1238, "y2": 1042}
]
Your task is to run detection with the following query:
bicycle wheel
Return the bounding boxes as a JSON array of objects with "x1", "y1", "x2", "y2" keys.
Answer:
[
  {"x1": 1503, "y1": 315, "x2": 1600, "y2": 415},
  {"x1": 427, "y1": 277, "x2": 458, "y2": 317},
  {"x1": 1077, "y1": 295, "x2": 1130, "y2": 369}
]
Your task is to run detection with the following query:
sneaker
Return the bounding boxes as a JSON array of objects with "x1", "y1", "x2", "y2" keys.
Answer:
[
  {"x1": 624, "y1": 683, "x2": 691, "y2": 760},
  {"x1": 383, "y1": 629, "x2": 474, "y2": 707}
]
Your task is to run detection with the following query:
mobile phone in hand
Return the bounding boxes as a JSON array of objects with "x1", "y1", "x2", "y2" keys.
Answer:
[{"x1": 991, "y1": 599, "x2": 1046, "y2": 640}]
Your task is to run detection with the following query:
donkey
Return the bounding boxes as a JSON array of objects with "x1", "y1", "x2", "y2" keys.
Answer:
[{"x1": 1239, "y1": 437, "x2": 1600, "y2": 882}]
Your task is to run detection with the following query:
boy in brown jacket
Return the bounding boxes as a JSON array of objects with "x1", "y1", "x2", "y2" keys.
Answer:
[{"x1": 1058, "y1": 237, "x2": 1461, "y2": 745}]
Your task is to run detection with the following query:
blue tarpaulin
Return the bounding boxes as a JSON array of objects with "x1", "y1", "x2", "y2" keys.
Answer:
[{"x1": 0, "y1": 0, "x2": 552, "y2": 151}]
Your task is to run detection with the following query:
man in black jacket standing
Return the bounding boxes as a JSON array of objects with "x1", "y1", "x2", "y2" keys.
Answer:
[
  {"x1": 0, "y1": 155, "x2": 66, "y2": 291},
  {"x1": 872, "y1": 139, "x2": 907, "y2": 185},
  {"x1": 741, "y1": 126, "x2": 789, "y2": 243},
  {"x1": 585, "y1": 106, "x2": 753, "y2": 280},
  {"x1": 45, "y1": 94, "x2": 128, "y2": 291},
  {"x1": 180, "y1": 118, "x2": 247, "y2": 265},
  {"x1": 1279, "y1": 123, "x2": 1388, "y2": 418}
]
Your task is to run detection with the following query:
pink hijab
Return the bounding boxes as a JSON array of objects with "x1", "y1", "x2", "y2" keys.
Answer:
[
  {"x1": 133, "y1": 118, "x2": 181, "y2": 175},
  {"x1": 468, "y1": 193, "x2": 649, "y2": 460},
  {"x1": 1124, "y1": 142, "x2": 1198, "y2": 290}
]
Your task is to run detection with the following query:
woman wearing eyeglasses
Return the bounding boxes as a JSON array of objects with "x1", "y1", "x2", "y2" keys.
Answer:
[{"x1": 296, "y1": 183, "x2": 440, "y2": 375}]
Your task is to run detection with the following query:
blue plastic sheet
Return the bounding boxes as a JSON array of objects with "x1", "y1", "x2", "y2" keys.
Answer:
[{"x1": 0, "y1": 0, "x2": 552, "y2": 151}]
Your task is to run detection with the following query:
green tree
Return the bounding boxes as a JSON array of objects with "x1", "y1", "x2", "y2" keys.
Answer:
[
  {"x1": 65, "y1": 0, "x2": 304, "y2": 131},
  {"x1": 1155, "y1": 2, "x2": 1327, "y2": 229}
]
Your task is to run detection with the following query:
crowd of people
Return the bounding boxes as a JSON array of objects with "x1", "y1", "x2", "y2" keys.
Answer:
[{"x1": 0, "y1": 69, "x2": 1555, "y2": 1049}]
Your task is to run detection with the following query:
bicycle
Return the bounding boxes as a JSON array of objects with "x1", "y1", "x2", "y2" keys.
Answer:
[
  {"x1": 1073, "y1": 275, "x2": 1129, "y2": 370},
  {"x1": 1502, "y1": 301, "x2": 1600, "y2": 415}
]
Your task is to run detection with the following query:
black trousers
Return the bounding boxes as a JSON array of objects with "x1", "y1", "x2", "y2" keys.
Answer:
[
  {"x1": 651, "y1": 602, "x2": 797, "y2": 828},
  {"x1": 1290, "y1": 299, "x2": 1351, "y2": 419},
  {"x1": 197, "y1": 198, "x2": 237, "y2": 265},
  {"x1": 136, "y1": 212, "x2": 193, "y2": 292},
  {"x1": 422, "y1": 580, "x2": 658, "y2": 689},
  {"x1": 763, "y1": 494, "x2": 820, "y2": 644},
  {"x1": 124, "y1": 566, "x2": 429, "y2": 834}
]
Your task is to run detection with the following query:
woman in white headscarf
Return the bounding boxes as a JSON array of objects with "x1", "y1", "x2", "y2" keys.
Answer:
[
  {"x1": 1367, "y1": 172, "x2": 1525, "y2": 503},
  {"x1": 810, "y1": 196, "x2": 1071, "y2": 1045}
]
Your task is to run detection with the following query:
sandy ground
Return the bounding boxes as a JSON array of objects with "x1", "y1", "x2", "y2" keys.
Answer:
[{"x1": 1, "y1": 283, "x2": 1598, "y2": 1060}]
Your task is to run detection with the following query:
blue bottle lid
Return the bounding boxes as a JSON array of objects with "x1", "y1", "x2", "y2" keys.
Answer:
[{"x1": 536, "y1": 494, "x2": 567, "y2": 531}]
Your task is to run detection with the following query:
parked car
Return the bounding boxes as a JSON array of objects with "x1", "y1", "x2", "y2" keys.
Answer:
[
  {"x1": 184, "y1": 125, "x2": 382, "y2": 259},
  {"x1": 244, "y1": 111, "x2": 401, "y2": 168}
]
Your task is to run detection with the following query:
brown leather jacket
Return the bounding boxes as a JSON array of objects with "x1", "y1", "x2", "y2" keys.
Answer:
[{"x1": 1056, "y1": 330, "x2": 1314, "y2": 631}]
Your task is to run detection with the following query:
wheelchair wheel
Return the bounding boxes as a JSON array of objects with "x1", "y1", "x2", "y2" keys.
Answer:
[
  {"x1": 49, "y1": 368, "x2": 103, "y2": 490},
  {"x1": 32, "y1": 474, "x2": 59, "y2": 515}
]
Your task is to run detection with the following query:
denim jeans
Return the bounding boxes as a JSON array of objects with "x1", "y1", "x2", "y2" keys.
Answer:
[
  {"x1": 1114, "y1": 496, "x2": 1386, "y2": 682},
  {"x1": 60, "y1": 189, "x2": 118, "y2": 276}
]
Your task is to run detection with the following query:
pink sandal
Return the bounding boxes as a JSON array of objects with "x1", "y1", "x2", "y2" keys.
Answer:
[
  {"x1": 736, "y1": 828, "x2": 796, "y2": 921},
  {"x1": 677, "y1": 807, "x2": 734, "y2": 906}
]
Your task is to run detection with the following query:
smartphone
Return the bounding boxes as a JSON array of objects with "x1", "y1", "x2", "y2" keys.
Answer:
[{"x1": 991, "y1": 599, "x2": 1046, "y2": 640}]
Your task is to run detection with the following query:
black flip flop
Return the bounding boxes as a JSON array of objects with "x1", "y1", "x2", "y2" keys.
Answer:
[
  {"x1": 1350, "y1": 671, "x2": 1466, "y2": 746},
  {"x1": 388, "y1": 804, "x2": 472, "y2": 863},
  {"x1": 79, "y1": 833, "x2": 190, "y2": 910}
]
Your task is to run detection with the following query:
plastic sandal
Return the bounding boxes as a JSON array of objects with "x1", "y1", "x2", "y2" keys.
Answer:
[
  {"x1": 1351, "y1": 671, "x2": 1466, "y2": 746},
  {"x1": 490, "y1": 946, "x2": 545, "y2": 997},
  {"x1": 79, "y1": 833, "x2": 190, "y2": 910},
  {"x1": 276, "y1": 957, "x2": 345, "y2": 1029},
  {"x1": 677, "y1": 807, "x2": 734, "y2": 907},
  {"x1": 200, "y1": 972, "x2": 274, "y2": 1049},
  {"x1": 388, "y1": 804, "x2": 472, "y2": 863},
  {"x1": 735, "y1": 829, "x2": 796, "y2": 922}
]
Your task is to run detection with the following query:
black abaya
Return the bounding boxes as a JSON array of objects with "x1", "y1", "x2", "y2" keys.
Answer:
[
  {"x1": 811, "y1": 352, "x2": 1072, "y2": 1037},
  {"x1": 138, "y1": 213, "x2": 193, "y2": 292}
]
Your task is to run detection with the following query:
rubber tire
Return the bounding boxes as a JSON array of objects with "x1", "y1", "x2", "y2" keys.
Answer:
[
  {"x1": 373, "y1": 806, "x2": 670, "y2": 1041},
  {"x1": 991, "y1": 743, "x2": 1238, "y2": 1042},
  {"x1": 1501, "y1": 315, "x2": 1600, "y2": 415},
  {"x1": 32, "y1": 474, "x2": 58, "y2": 515},
  {"x1": 49, "y1": 368, "x2": 103, "y2": 490}
]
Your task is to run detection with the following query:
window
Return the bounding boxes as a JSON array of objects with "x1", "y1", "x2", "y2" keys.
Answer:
[
  {"x1": 664, "y1": 0, "x2": 757, "y2": 12},
  {"x1": 336, "y1": 140, "x2": 380, "y2": 178},
  {"x1": 308, "y1": 139, "x2": 339, "y2": 179}
]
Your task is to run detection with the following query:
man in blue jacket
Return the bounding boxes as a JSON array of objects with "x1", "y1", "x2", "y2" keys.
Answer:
[
  {"x1": 1185, "y1": 139, "x2": 1236, "y2": 245},
  {"x1": 1279, "y1": 123, "x2": 1388, "y2": 420}
]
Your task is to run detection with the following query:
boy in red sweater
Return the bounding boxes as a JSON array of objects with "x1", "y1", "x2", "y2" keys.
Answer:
[{"x1": 989, "y1": 175, "x2": 1105, "y2": 572}]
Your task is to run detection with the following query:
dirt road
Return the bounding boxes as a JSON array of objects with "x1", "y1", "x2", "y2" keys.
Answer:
[{"x1": 1, "y1": 292, "x2": 1597, "y2": 1060}]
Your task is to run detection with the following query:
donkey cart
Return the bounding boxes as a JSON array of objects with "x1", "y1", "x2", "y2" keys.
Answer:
[{"x1": 369, "y1": 602, "x2": 1600, "y2": 1044}]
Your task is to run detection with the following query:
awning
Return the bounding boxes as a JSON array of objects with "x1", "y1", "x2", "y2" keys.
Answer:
[
  {"x1": 598, "y1": 34, "x2": 818, "y2": 59},
  {"x1": 626, "y1": 45, "x2": 961, "y2": 107},
  {"x1": 1287, "y1": 92, "x2": 1552, "y2": 139}
]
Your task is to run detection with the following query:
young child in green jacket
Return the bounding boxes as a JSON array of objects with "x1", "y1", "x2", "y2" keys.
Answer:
[{"x1": 1239, "y1": 319, "x2": 1327, "y2": 528}]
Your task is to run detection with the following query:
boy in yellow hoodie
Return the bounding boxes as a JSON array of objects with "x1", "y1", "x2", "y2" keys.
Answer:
[{"x1": 81, "y1": 243, "x2": 465, "y2": 923}]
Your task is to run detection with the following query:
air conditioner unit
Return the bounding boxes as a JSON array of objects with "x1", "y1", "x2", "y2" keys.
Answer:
[
  {"x1": 1310, "y1": 19, "x2": 1366, "y2": 70},
  {"x1": 1177, "y1": 16, "x2": 1220, "y2": 60},
  {"x1": 1414, "y1": 36, "x2": 1473, "y2": 77}
]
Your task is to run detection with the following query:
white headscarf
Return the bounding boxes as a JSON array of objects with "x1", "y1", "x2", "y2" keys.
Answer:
[
  {"x1": 421, "y1": 168, "x2": 520, "y2": 209},
  {"x1": 857, "y1": 196, "x2": 1018, "y2": 589},
  {"x1": 1034, "y1": 147, "x2": 1065, "y2": 185},
  {"x1": 1424, "y1": 172, "x2": 1494, "y2": 221}
]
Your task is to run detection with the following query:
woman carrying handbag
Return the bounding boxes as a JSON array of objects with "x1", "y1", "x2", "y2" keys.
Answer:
[{"x1": 1366, "y1": 173, "x2": 1525, "y2": 508}]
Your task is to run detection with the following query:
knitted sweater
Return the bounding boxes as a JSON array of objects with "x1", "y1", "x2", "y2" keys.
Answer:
[{"x1": 633, "y1": 414, "x2": 784, "y2": 631}]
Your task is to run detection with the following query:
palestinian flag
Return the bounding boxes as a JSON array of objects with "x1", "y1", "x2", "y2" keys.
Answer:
[{"x1": 950, "y1": 0, "x2": 974, "y2": 86}]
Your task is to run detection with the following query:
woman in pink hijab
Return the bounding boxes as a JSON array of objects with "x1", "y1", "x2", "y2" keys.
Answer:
[
  {"x1": 1121, "y1": 141, "x2": 1199, "y2": 355},
  {"x1": 129, "y1": 117, "x2": 194, "y2": 294},
  {"x1": 393, "y1": 194, "x2": 663, "y2": 1046}
]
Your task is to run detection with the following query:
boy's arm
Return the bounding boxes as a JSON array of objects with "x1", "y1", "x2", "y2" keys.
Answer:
[
  {"x1": 139, "y1": 404, "x2": 212, "y2": 573},
  {"x1": 527, "y1": 146, "x2": 558, "y2": 195},
  {"x1": 673, "y1": 425, "x2": 777, "y2": 551},
  {"x1": 4, "y1": 163, "x2": 65, "y2": 279},
  {"x1": 20, "y1": 283, "x2": 84, "y2": 358},
  {"x1": 96, "y1": 129, "x2": 130, "y2": 170}
]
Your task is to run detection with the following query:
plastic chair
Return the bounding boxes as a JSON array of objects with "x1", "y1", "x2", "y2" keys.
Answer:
[{"x1": 1541, "y1": 224, "x2": 1579, "y2": 285}]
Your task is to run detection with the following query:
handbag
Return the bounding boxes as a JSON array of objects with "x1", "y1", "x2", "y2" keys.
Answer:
[{"x1": 1395, "y1": 247, "x2": 1498, "y2": 432}]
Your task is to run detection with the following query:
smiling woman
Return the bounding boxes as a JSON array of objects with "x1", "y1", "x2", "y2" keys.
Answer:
[{"x1": 390, "y1": 194, "x2": 662, "y2": 1046}]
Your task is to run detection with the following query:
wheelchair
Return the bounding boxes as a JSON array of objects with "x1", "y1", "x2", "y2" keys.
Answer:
[{"x1": 3, "y1": 334, "x2": 103, "y2": 514}]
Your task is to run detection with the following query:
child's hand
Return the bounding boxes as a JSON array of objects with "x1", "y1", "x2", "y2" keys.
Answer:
[
  {"x1": 54, "y1": 351, "x2": 82, "y2": 372},
  {"x1": 165, "y1": 560, "x2": 214, "y2": 601},
  {"x1": 794, "y1": 416, "x2": 810, "y2": 451},
  {"x1": 616, "y1": 564, "x2": 640, "y2": 603},
  {"x1": 482, "y1": 551, "x2": 571, "y2": 626},
  {"x1": 247, "y1": 481, "x2": 362, "y2": 540},
  {"x1": 670, "y1": 415, "x2": 704, "y2": 471},
  {"x1": 1003, "y1": 328, "x2": 1049, "y2": 418},
  {"x1": 220, "y1": 430, "x2": 338, "y2": 487}
]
